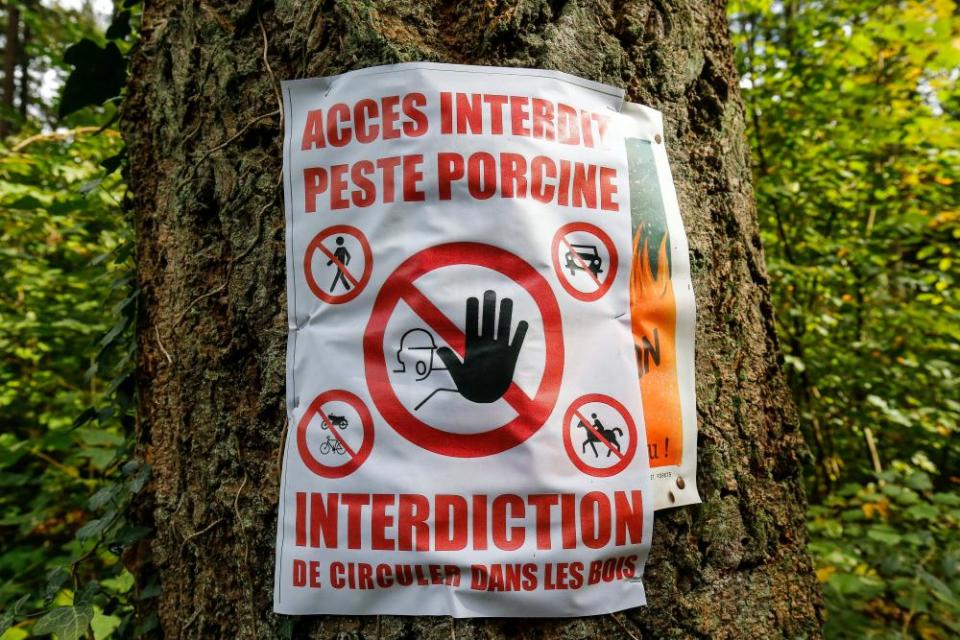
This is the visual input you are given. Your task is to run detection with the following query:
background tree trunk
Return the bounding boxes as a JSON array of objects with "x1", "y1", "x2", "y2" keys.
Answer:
[
  {"x1": 1, "y1": 1, "x2": 20, "y2": 137},
  {"x1": 122, "y1": 1, "x2": 822, "y2": 638}
]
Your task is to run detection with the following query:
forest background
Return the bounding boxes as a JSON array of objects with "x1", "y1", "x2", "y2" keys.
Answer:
[{"x1": 0, "y1": 1, "x2": 957, "y2": 638}]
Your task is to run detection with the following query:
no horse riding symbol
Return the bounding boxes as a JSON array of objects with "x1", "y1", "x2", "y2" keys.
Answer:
[
  {"x1": 563, "y1": 394, "x2": 639, "y2": 478},
  {"x1": 577, "y1": 412, "x2": 624, "y2": 458}
]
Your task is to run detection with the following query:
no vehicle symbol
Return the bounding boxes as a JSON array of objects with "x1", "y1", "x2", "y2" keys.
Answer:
[
  {"x1": 304, "y1": 225, "x2": 373, "y2": 304},
  {"x1": 551, "y1": 222, "x2": 618, "y2": 302},
  {"x1": 562, "y1": 393, "x2": 638, "y2": 477},
  {"x1": 364, "y1": 243, "x2": 564, "y2": 458},
  {"x1": 297, "y1": 389, "x2": 374, "y2": 478}
]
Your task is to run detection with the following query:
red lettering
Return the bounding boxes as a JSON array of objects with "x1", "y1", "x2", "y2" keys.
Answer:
[
  {"x1": 354, "y1": 99, "x2": 379, "y2": 143},
  {"x1": 580, "y1": 491, "x2": 611, "y2": 549},
  {"x1": 301, "y1": 109, "x2": 326, "y2": 149},
  {"x1": 557, "y1": 103, "x2": 579, "y2": 145},
  {"x1": 437, "y1": 153, "x2": 465, "y2": 200},
  {"x1": 350, "y1": 160, "x2": 376, "y2": 207},
  {"x1": 398, "y1": 494, "x2": 430, "y2": 551},
  {"x1": 341, "y1": 493, "x2": 370, "y2": 550},
  {"x1": 558, "y1": 160, "x2": 571, "y2": 206},
  {"x1": 376, "y1": 156, "x2": 401, "y2": 203},
  {"x1": 327, "y1": 103, "x2": 351, "y2": 147},
  {"x1": 599, "y1": 166, "x2": 618, "y2": 211},
  {"x1": 330, "y1": 562, "x2": 346, "y2": 588},
  {"x1": 329, "y1": 164, "x2": 349, "y2": 209},
  {"x1": 592, "y1": 113, "x2": 610, "y2": 147},
  {"x1": 483, "y1": 95, "x2": 508, "y2": 134},
  {"x1": 295, "y1": 492, "x2": 306, "y2": 546},
  {"x1": 615, "y1": 490, "x2": 644, "y2": 545},
  {"x1": 440, "y1": 92, "x2": 453, "y2": 134},
  {"x1": 310, "y1": 493, "x2": 338, "y2": 548},
  {"x1": 402, "y1": 93, "x2": 428, "y2": 137},
  {"x1": 580, "y1": 110, "x2": 595, "y2": 147},
  {"x1": 358, "y1": 562, "x2": 374, "y2": 589},
  {"x1": 471, "y1": 565, "x2": 488, "y2": 590},
  {"x1": 492, "y1": 494, "x2": 524, "y2": 550},
  {"x1": 371, "y1": 494, "x2": 396, "y2": 551},
  {"x1": 572, "y1": 163, "x2": 597, "y2": 208},
  {"x1": 472, "y1": 494, "x2": 488, "y2": 551},
  {"x1": 402, "y1": 154, "x2": 425, "y2": 201},
  {"x1": 468, "y1": 152, "x2": 497, "y2": 200},
  {"x1": 510, "y1": 96, "x2": 531, "y2": 137},
  {"x1": 499, "y1": 152, "x2": 527, "y2": 199},
  {"x1": 530, "y1": 156, "x2": 556, "y2": 203},
  {"x1": 376, "y1": 564, "x2": 393, "y2": 588},
  {"x1": 435, "y1": 495, "x2": 468, "y2": 551},
  {"x1": 381, "y1": 96, "x2": 401, "y2": 139},
  {"x1": 457, "y1": 93, "x2": 483, "y2": 135},
  {"x1": 292, "y1": 559, "x2": 306, "y2": 586},
  {"x1": 561, "y1": 493, "x2": 577, "y2": 549},
  {"x1": 531, "y1": 99, "x2": 555, "y2": 140},
  {"x1": 528, "y1": 494, "x2": 558, "y2": 550},
  {"x1": 569, "y1": 561, "x2": 584, "y2": 589},
  {"x1": 303, "y1": 167, "x2": 327, "y2": 213}
]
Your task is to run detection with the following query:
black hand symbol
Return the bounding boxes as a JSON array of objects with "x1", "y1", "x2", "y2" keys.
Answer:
[{"x1": 436, "y1": 290, "x2": 529, "y2": 403}]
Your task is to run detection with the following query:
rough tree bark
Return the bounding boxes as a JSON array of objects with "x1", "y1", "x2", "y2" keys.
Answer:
[{"x1": 122, "y1": 1, "x2": 822, "y2": 638}]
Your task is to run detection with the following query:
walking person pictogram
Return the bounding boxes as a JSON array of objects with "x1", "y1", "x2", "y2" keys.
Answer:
[
  {"x1": 303, "y1": 225, "x2": 372, "y2": 304},
  {"x1": 328, "y1": 236, "x2": 352, "y2": 293}
]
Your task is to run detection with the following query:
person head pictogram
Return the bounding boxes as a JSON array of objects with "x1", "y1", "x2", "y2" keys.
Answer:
[
  {"x1": 591, "y1": 413, "x2": 597, "y2": 419},
  {"x1": 394, "y1": 328, "x2": 442, "y2": 380},
  {"x1": 336, "y1": 236, "x2": 344, "y2": 246}
]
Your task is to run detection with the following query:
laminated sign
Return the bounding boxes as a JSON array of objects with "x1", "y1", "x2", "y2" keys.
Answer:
[{"x1": 274, "y1": 63, "x2": 698, "y2": 618}]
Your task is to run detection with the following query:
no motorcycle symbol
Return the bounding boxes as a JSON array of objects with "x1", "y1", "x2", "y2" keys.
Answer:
[
  {"x1": 562, "y1": 393, "x2": 638, "y2": 477},
  {"x1": 364, "y1": 242, "x2": 564, "y2": 458},
  {"x1": 297, "y1": 389, "x2": 374, "y2": 478}
]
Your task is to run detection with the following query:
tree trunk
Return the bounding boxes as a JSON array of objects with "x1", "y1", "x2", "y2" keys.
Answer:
[
  {"x1": 1, "y1": 1, "x2": 20, "y2": 137},
  {"x1": 122, "y1": 1, "x2": 822, "y2": 638},
  {"x1": 17, "y1": 21, "x2": 28, "y2": 121}
]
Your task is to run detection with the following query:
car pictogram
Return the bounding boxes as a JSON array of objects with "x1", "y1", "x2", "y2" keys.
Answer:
[{"x1": 564, "y1": 244, "x2": 604, "y2": 278}]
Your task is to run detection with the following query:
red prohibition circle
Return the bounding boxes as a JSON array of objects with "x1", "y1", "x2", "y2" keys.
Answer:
[
  {"x1": 562, "y1": 393, "x2": 638, "y2": 477},
  {"x1": 364, "y1": 242, "x2": 564, "y2": 458},
  {"x1": 304, "y1": 225, "x2": 373, "y2": 304},
  {"x1": 551, "y1": 222, "x2": 618, "y2": 302},
  {"x1": 297, "y1": 389, "x2": 374, "y2": 478}
]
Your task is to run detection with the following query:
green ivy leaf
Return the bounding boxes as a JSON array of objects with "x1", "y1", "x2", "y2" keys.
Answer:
[
  {"x1": 105, "y1": 11, "x2": 132, "y2": 40},
  {"x1": 74, "y1": 580, "x2": 100, "y2": 606},
  {"x1": 0, "y1": 594, "x2": 30, "y2": 635},
  {"x1": 32, "y1": 605, "x2": 94, "y2": 640},
  {"x1": 43, "y1": 568, "x2": 70, "y2": 605},
  {"x1": 76, "y1": 510, "x2": 116, "y2": 540},
  {"x1": 59, "y1": 39, "x2": 127, "y2": 118}
]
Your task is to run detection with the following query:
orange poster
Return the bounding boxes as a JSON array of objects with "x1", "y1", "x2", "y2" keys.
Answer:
[{"x1": 624, "y1": 115, "x2": 700, "y2": 509}]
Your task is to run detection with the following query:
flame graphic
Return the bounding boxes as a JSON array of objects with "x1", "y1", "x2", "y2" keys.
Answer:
[{"x1": 630, "y1": 225, "x2": 682, "y2": 467}]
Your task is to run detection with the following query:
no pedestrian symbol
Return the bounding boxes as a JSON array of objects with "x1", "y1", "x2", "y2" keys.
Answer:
[
  {"x1": 304, "y1": 224, "x2": 373, "y2": 304},
  {"x1": 364, "y1": 242, "x2": 564, "y2": 458},
  {"x1": 297, "y1": 389, "x2": 374, "y2": 478},
  {"x1": 551, "y1": 222, "x2": 618, "y2": 302},
  {"x1": 562, "y1": 393, "x2": 638, "y2": 477}
]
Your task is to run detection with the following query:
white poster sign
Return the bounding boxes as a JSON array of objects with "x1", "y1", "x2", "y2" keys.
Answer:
[{"x1": 275, "y1": 63, "x2": 694, "y2": 617}]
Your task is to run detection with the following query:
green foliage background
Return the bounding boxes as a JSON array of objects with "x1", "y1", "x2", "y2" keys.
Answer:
[
  {"x1": 0, "y1": 3, "x2": 146, "y2": 639},
  {"x1": 731, "y1": 0, "x2": 960, "y2": 637},
  {"x1": 0, "y1": 0, "x2": 956, "y2": 638}
]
